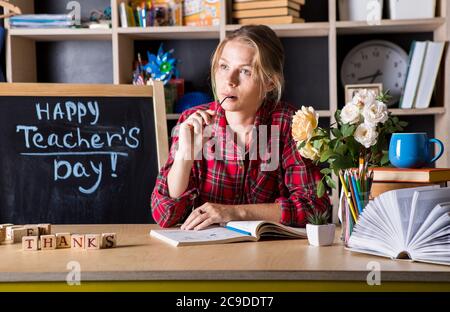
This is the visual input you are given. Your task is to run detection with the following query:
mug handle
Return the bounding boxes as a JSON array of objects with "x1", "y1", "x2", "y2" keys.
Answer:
[{"x1": 429, "y1": 138, "x2": 444, "y2": 163}]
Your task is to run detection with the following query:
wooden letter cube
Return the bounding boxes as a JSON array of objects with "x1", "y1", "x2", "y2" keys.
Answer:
[
  {"x1": 22, "y1": 236, "x2": 39, "y2": 251},
  {"x1": 40, "y1": 234, "x2": 57, "y2": 250},
  {"x1": 6, "y1": 225, "x2": 23, "y2": 240},
  {"x1": 0, "y1": 227, "x2": 5, "y2": 242},
  {"x1": 23, "y1": 226, "x2": 40, "y2": 237},
  {"x1": 85, "y1": 234, "x2": 101, "y2": 250},
  {"x1": 12, "y1": 228, "x2": 28, "y2": 243},
  {"x1": 38, "y1": 224, "x2": 52, "y2": 235},
  {"x1": 101, "y1": 233, "x2": 117, "y2": 248},
  {"x1": 71, "y1": 234, "x2": 85, "y2": 249},
  {"x1": 56, "y1": 233, "x2": 71, "y2": 249}
]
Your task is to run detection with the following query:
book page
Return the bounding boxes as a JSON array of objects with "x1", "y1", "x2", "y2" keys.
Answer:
[
  {"x1": 409, "y1": 202, "x2": 450, "y2": 248},
  {"x1": 364, "y1": 199, "x2": 400, "y2": 247},
  {"x1": 225, "y1": 221, "x2": 307, "y2": 239},
  {"x1": 150, "y1": 227, "x2": 252, "y2": 246},
  {"x1": 410, "y1": 217, "x2": 450, "y2": 250},
  {"x1": 375, "y1": 192, "x2": 404, "y2": 250},
  {"x1": 348, "y1": 201, "x2": 400, "y2": 257},
  {"x1": 406, "y1": 187, "x2": 450, "y2": 244},
  {"x1": 225, "y1": 221, "x2": 265, "y2": 237},
  {"x1": 390, "y1": 185, "x2": 439, "y2": 245}
]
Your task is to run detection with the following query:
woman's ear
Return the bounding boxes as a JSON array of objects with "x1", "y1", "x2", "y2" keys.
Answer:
[{"x1": 264, "y1": 80, "x2": 276, "y2": 96}]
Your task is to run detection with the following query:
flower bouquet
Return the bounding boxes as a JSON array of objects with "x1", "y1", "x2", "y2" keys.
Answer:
[{"x1": 292, "y1": 90, "x2": 407, "y2": 241}]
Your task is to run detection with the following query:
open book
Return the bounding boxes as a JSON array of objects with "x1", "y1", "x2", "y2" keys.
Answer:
[
  {"x1": 150, "y1": 221, "x2": 307, "y2": 247},
  {"x1": 348, "y1": 185, "x2": 450, "y2": 266}
]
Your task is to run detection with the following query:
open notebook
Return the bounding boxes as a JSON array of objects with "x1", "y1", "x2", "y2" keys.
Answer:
[
  {"x1": 348, "y1": 185, "x2": 450, "y2": 266},
  {"x1": 150, "y1": 220, "x2": 307, "y2": 247}
]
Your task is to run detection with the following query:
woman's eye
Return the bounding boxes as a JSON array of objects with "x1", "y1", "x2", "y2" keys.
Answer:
[
  {"x1": 240, "y1": 69, "x2": 251, "y2": 76},
  {"x1": 219, "y1": 64, "x2": 228, "y2": 70}
]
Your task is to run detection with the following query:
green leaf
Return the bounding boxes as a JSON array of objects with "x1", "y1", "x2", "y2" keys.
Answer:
[
  {"x1": 331, "y1": 128, "x2": 342, "y2": 138},
  {"x1": 320, "y1": 168, "x2": 332, "y2": 175},
  {"x1": 297, "y1": 141, "x2": 306, "y2": 149},
  {"x1": 313, "y1": 139, "x2": 323, "y2": 150},
  {"x1": 331, "y1": 155, "x2": 354, "y2": 170},
  {"x1": 320, "y1": 149, "x2": 335, "y2": 162},
  {"x1": 317, "y1": 180, "x2": 325, "y2": 198},
  {"x1": 325, "y1": 175, "x2": 337, "y2": 189},
  {"x1": 381, "y1": 152, "x2": 390, "y2": 165},
  {"x1": 334, "y1": 110, "x2": 341, "y2": 123},
  {"x1": 341, "y1": 124, "x2": 356, "y2": 137},
  {"x1": 335, "y1": 143, "x2": 348, "y2": 155}
]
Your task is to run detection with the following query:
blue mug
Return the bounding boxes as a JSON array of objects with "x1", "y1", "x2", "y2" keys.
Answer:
[{"x1": 389, "y1": 133, "x2": 444, "y2": 168}]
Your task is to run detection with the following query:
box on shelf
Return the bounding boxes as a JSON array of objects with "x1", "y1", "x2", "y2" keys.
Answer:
[
  {"x1": 388, "y1": 0, "x2": 436, "y2": 20},
  {"x1": 338, "y1": 0, "x2": 383, "y2": 22},
  {"x1": 183, "y1": 0, "x2": 220, "y2": 26},
  {"x1": 164, "y1": 79, "x2": 185, "y2": 114}
]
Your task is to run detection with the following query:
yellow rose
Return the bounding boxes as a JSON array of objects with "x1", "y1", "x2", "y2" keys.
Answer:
[
  {"x1": 292, "y1": 106, "x2": 319, "y2": 143},
  {"x1": 299, "y1": 141, "x2": 320, "y2": 161}
]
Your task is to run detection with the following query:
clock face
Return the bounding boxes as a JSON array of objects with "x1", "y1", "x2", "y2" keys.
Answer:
[{"x1": 341, "y1": 40, "x2": 409, "y2": 106}]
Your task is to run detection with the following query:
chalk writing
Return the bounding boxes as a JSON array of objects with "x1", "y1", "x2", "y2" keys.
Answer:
[{"x1": 17, "y1": 100, "x2": 141, "y2": 194}]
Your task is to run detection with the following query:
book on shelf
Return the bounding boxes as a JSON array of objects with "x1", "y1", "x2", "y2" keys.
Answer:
[
  {"x1": 232, "y1": 7, "x2": 299, "y2": 19},
  {"x1": 370, "y1": 181, "x2": 446, "y2": 199},
  {"x1": 399, "y1": 41, "x2": 427, "y2": 109},
  {"x1": 414, "y1": 41, "x2": 446, "y2": 109},
  {"x1": 238, "y1": 15, "x2": 304, "y2": 25},
  {"x1": 9, "y1": 14, "x2": 75, "y2": 28},
  {"x1": 372, "y1": 167, "x2": 450, "y2": 183},
  {"x1": 233, "y1": 0, "x2": 302, "y2": 11},
  {"x1": 233, "y1": 0, "x2": 305, "y2": 4},
  {"x1": 348, "y1": 186, "x2": 450, "y2": 266},
  {"x1": 150, "y1": 220, "x2": 307, "y2": 247}
]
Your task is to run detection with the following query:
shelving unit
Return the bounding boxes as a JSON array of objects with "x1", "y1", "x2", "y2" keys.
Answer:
[{"x1": 3, "y1": 1, "x2": 450, "y2": 222}]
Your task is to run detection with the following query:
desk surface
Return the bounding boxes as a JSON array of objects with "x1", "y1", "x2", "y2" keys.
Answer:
[{"x1": 0, "y1": 224, "x2": 449, "y2": 283}]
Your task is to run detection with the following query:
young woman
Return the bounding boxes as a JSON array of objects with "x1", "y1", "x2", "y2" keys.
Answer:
[{"x1": 151, "y1": 25, "x2": 331, "y2": 230}]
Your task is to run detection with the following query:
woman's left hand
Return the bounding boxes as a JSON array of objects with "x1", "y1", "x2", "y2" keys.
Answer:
[{"x1": 181, "y1": 202, "x2": 239, "y2": 230}]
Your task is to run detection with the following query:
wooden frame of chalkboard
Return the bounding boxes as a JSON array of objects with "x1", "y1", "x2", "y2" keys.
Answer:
[{"x1": 0, "y1": 82, "x2": 169, "y2": 224}]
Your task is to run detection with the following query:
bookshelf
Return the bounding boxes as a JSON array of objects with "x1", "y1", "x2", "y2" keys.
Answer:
[{"x1": 3, "y1": 0, "x2": 450, "y2": 222}]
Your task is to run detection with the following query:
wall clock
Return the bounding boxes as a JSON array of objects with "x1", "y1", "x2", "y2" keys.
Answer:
[{"x1": 341, "y1": 40, "x2": 409, "y2": 106}]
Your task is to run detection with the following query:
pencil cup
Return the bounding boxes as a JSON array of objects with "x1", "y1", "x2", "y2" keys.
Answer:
[{"x1": 341, "y1": 188, "x2": 371, "y2": 247}]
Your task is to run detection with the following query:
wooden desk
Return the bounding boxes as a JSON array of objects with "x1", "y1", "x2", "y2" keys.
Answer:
[{"x1": 1, "y1": 224, "x2": 449, "y2": 291}]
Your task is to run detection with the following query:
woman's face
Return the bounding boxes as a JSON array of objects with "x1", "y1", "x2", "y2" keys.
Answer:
[{"x1": 214, "y1": 40, "x2": 266, "y2": 115}]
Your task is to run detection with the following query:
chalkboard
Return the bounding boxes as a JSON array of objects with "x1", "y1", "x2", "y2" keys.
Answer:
[{"x1": 0, "y1": 83, "x2": 168, "y2": 224}]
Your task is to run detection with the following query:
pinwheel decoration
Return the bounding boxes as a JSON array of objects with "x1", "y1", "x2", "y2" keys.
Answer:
[{"x1": 142, "y1": 44, "x2": 178, "y2": 85}]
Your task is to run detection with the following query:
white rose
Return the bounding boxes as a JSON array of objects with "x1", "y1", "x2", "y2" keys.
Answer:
[
  {"x1": 352, "y1": 89, "x2": 377, "y2": 108},
  {"x1": 354, "y1": 123, "x2": 378, "y2": 148},
  {"x1": 299, "y1": 141, "x2": 320, "y2": 161},
  {"x1": 363, "y1": 100, "x2": 389, "y2": 126},
  {"x1": 340, "y1": 102, "x2": 361, "y2": 125}
]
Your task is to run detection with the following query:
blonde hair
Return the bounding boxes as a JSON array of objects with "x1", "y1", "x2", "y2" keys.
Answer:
[{"x1": 210, "y1": 25, "x2": 285, "y2": 103}]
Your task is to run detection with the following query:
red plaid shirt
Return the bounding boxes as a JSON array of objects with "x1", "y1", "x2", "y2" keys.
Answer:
[{"x1": 151, "y1": 100, "x2": 331, "y2": 228}]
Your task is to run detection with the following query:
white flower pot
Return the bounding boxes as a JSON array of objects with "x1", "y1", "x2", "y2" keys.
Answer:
[
  {"x1": 338, "y1": 0, "x2": 383, "y2": 22},
  {"x1": 306, "y1": 223, "x2": 336, "y2": 246},
  {"x1": 388, "y1": 0, "x2": 436, "y2": 20}
]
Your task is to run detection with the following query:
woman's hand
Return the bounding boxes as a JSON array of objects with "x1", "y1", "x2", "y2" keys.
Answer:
[
  {"x1": 181, "y1": 202, "x2": 239, "y2": 230},
  {"x1": 176, "y1": 109, "x2": 216, "y2": 160}
]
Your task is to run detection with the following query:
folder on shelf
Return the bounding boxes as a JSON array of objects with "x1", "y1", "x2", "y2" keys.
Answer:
[
  {"x1": 399, "y1": 41, "x2": 427, "y2": 109},
  {"x1": 414, "y1": 41, "x2": 446, "y2": 109}
]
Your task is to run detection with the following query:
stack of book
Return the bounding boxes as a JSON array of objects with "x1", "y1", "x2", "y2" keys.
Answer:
[
  {"x1": 232, "y1": 0, "x2": 305, "y2": 25},
  {"x1": 371, "y1": 167, "x2": 450, "y2": 198},
  {"x1": 399, "y1": 41, "x2": 446, "y2": 109},
  {"x1": 9, "y1": 14, "x2": 75, "y2": 28}
]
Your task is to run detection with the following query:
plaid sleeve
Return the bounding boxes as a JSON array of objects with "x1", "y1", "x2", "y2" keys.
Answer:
[
  {"x1": 275, "y1": 117, "x2": 331, "y2": 227},
  {"x1": 150, "y1": 112, "x2": 199, "y2": 228}
]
